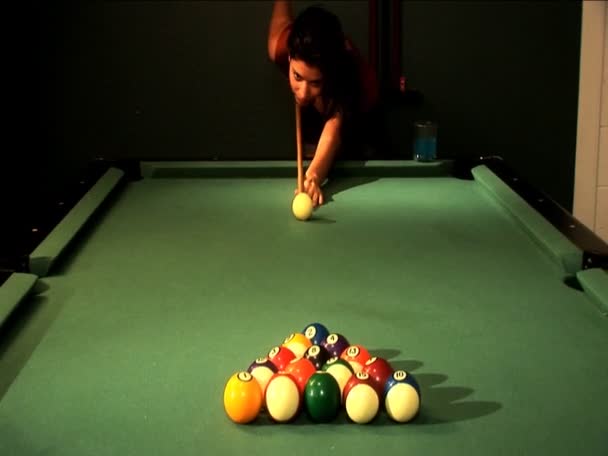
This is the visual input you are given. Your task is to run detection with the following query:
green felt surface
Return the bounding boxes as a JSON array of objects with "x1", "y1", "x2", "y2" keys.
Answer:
[
  {"x1": 1, "y1": 167, "x2": 607, "y2": 455},
  {"x1": 0, "y1": 273, "x2": 38, "y2": 327}
]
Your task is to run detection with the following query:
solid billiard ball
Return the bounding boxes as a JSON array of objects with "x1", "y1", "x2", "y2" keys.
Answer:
[
  {"x1": 343, "y1": 372, "x2": 380, "y2": 424},
  {"x1": 384, "y1": 370, "x2": 421, "y2": 423},
  {"x1": 302, "y1": 322, "x2": 330, "y2": 346},
  {"x1": 282, "y1": 332, "x2": 312, "y2": 359},
  {"x1": 322, "y1": 356, "x2": 354, "y2": 401},
  {"x1": 304, "y1": 371, "x2": 341, "y2": 423},
  {"x1": 264, "y1": 372, "x2": 302, "y2": 422},
  {"x1": 340, "y1": 344, "x2": 371, "y2": 373},
  {"x1": 247, "y1": 357, "x2": 278, "y2": 393},
  {"x1": 292, "y1": 192, "x2": 313, "y2": 221},
  {"x1": 267, "y1": 345, "x2": 296, "y2": 371},
  {"x1": 283, "y1": 357, "x2": 317, "y2": 396},
  {"x1": 362, "y1": 356, "x2": 394, "y2": 398},
  {"x1": 303, "y1": 344, "x2": 330, "y2": 370},
  {"x1": 322, "y1": 333, "x2": 350, "y2": 358},
  {"x1": 223, "y1": 371, "x2": 263, "y2": 424}
]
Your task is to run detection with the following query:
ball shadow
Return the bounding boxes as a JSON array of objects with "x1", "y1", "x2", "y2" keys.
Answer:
[
  {"x1": 369, "y1": 348, "x2": 401, "y2": 360},
  {"x1": 413, "y1": 373, "x2": 502, "y2": 425}
]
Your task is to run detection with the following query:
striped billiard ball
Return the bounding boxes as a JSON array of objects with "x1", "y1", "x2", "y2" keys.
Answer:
[
  {"x1": 264, "y1": 373, "x2": 302, "y2": 422},
  {"x1": 343, "y1": 372, "x2": 380, "y2": 424},
  {"x1": 384, "y1": 370, "x2": 421, "y2": 423},
  {"x1": 247, "y1": 357, "x2": 278, "y2": 394}
]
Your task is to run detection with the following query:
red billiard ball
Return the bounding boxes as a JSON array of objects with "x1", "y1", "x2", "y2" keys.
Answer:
[
  {"x1": 303, "y1": 344, "x2": 330, "y2": 370},
  {"x1": 283, "y1": 357, "x2": 317, "y2": 396},
  {"x1": 343, "y1": 372, "x2": 380, "y2": 424},
  {"x1": 267, "y1": 345, "x2": 296, "y2": 371},
  {"x1": 362, "y1": 356, "x2": 394, "y2": 398},
  {"x1": 340, "y1": 344, "x2": 371, "y2": 373},
  {"x1": 322, "y1": 333, "x2": 350, "y2": 358}
]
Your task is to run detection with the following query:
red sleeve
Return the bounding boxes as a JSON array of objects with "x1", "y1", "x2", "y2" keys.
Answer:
[{"x1": 274, "y1": 23, "x2": 293, "y2": 77}]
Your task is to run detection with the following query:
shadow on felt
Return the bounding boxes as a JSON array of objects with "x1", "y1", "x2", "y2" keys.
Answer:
[
  {"x1": 0, "y1": 282, "x2": 65, "y2": 400},
  {"x1": 320, "y1": 175, "x2": 380, "y2": 207}
]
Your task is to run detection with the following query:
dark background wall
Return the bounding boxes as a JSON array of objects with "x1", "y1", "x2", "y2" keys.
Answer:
[{"x1": 5, "y1": 0, "x2": 581, "y2": 215}]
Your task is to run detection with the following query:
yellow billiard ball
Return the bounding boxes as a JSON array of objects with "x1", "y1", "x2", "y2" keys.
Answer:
[
  {"x1": 292, "y1": 192, "x2": 313, "y2": 221},
  {"x1": 223, "y1": 371, "x2": 263, "y2": 424}
]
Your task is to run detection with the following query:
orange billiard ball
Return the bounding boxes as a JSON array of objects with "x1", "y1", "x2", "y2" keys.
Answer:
[{"x1": 223, "y1": 371, "x2": 263, "y2": 424}]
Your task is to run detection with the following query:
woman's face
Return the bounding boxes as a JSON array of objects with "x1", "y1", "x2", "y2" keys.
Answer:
[{"x1": 289, "y1": 57, "x2": 323, "y2": 107}]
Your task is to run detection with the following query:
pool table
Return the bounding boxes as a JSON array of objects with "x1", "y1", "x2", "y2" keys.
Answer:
[{"x1": 1, "y1": 158, "x2": 608, "y2": 456}]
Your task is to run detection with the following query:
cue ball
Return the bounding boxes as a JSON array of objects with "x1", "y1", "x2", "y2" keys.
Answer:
[{"x1": 292, "y1": 192, "x2": 313, "y2": 221}]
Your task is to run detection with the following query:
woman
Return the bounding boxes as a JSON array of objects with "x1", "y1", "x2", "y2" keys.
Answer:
[{"x1": 267, "y1": 1, "x2": 379, "y2": 207}]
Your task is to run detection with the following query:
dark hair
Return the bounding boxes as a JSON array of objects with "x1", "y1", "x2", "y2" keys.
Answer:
[{"x1": 287, "y1": 6, "x2": 360, "y2": 121}]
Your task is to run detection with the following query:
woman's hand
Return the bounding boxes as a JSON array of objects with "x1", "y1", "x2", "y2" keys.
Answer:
[{"x1": 294, "y1": 172, "x2": 323, "y2": 207}]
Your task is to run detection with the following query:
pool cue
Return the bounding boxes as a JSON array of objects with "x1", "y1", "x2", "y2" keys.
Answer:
[{"x1": 295, "y1": 102, "x2": 304, "y2": 194}]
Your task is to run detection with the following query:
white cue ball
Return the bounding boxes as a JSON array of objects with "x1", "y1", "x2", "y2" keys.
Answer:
[{"x1": 292, "y1": 193, "x2": 313, "y2": 221}]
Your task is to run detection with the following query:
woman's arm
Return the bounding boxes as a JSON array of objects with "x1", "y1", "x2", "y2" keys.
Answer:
[
  {"x1": 267, "y1": 1, "x2": 293, "y2": 61},
  {"x1": 303, "y1": 114, "x2": 343, "y2": 206}
]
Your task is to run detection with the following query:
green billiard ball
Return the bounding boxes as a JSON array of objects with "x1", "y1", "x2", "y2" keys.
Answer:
[{"x1": 304, "y1": 372, "x2": 341, "y2": 423}]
